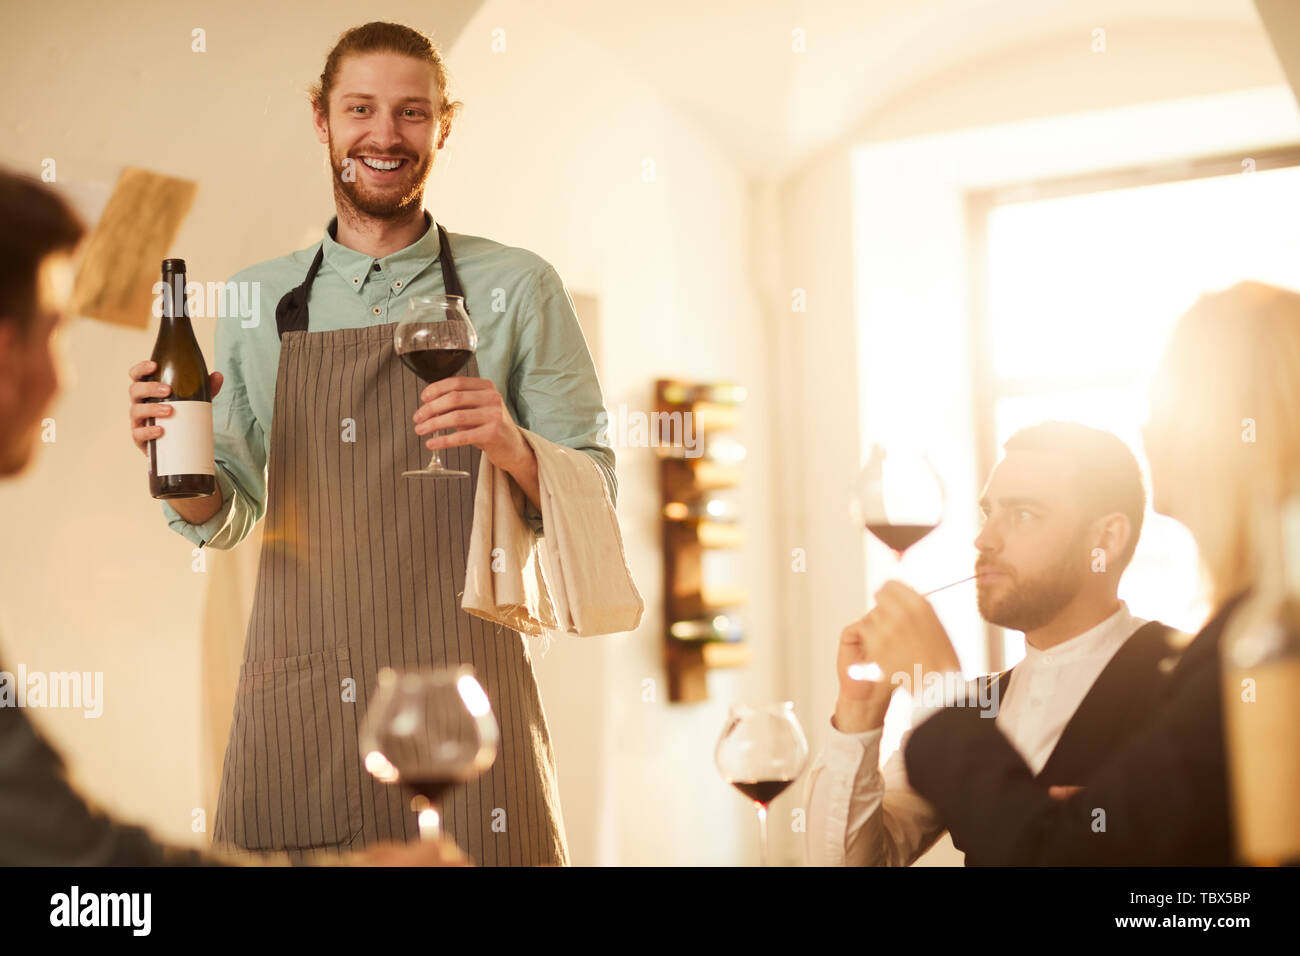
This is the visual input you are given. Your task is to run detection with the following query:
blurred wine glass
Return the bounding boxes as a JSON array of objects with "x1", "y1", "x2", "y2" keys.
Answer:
[{"x1": 359, "y1": 666, "x2": 499, "y2": 842}]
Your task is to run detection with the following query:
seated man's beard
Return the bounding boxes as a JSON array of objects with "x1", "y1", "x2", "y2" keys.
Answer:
[
  {"x1": 978, "y1": 530, "x2": 1091, "y2": 633},
  {"x1": 330, "y1": 147, "x2": 430, "y2": 220}
]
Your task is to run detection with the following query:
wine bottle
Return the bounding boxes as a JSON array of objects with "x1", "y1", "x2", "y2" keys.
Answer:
[
  {"x1": 663, "y1": 495, "x2": 739, "y2": 522},
  {"x1": 660, "y1": 381, "x2": 747, "y2": 405},
  {"x1": 1222, "y1": 495, "x2": 1300, "y2": 864},
  {"x1": 670, "y1": 614, "x2": 744, "y2": 643},
  {"x1": 657, "y1": 438, "x2": 747, "y2": 466},
  {"x1": 147, "y1": 258, "x2": 215, "y2": 499}
]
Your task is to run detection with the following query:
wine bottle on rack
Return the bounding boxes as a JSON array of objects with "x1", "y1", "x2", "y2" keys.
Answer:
[
  {"x1": 663, "y1": 496, "x2": 739, "y2": 522},
  {"x1": 147, "y1": 258, "x2": 215, "y2": 499},
  {"x1": 670, "y1": 615, "x2": 744, "y2": 643},
  {"x1": 661, "y1": 381, "x2": 747, "y2": 405}
]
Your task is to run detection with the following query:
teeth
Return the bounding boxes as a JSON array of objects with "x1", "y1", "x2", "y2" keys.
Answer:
[{"x1": 362, "y1": 157, "x2": 402, "y2": 171}]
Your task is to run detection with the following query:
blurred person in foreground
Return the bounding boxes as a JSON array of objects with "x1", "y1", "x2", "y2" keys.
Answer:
[
  {"x1": 862, "y1": 282, "x2": 1300, "y2": 864},
  {"x1": 0, "y1": 167, "x2": 465, "y2": 866}
]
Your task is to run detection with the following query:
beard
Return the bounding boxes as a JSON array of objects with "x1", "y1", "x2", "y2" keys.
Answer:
[
  {"x1": 327, "y1": 128, "x2": 431, "y2": 220},
  {"x1": 977, "y1": 529, "x2": 1091, "y2": 632}
]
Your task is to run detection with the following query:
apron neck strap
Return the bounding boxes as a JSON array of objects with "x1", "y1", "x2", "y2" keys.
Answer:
[
  {"x1": 274, "y1": 216, "x2": 337, "y2": 339},
  {"x1": 435, "y1": 222, "x2": 466, "y2": 310},
  {"x1": 275, "y1": 215, "x2": 465, "y2": 340}
]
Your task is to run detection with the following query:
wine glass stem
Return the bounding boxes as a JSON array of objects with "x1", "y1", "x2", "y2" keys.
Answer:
[
  {"x1": 417, "y1": 806, "x2": 442, "y2": 842},
  {"x1": 426, "y1": 429, "x2": 448, "y2": 471},
  {"x1": 756, "y1": 804, "x2": 768, "y2": 866}
]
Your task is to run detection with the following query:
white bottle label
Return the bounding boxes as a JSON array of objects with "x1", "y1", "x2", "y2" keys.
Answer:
[{"x1": 155, "y1": 400, "x2": 215, "y2": 477}]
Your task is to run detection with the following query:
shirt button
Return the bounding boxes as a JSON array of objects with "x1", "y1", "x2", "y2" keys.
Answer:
[
  {"x1": 372, "y1": 307, "x2": 382, "y2": 315},
  {"x1": 352, "y1": 277, "x2": 360, "y2": 285},
  {"x1": 1043, "y1": 655, "x2": 1054, "y2": 664},
  {"x1": 394, "y1": 280, "x2": 403, "y2": 289},
  {"x1": 372, "y1": 263, "x2": 381, "y2": 272}
]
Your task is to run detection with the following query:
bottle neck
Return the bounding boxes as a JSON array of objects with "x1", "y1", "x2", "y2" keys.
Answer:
[{"x1": 160, "y1": 273, "x2": 193, "y2": 333}]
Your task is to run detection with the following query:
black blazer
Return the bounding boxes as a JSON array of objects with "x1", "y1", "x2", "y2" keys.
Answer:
[{"x1": 905, "y1": 600, "x2": 1242, "y2": 865}]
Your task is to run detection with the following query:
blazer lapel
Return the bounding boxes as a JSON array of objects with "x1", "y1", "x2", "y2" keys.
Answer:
[{"x1": 1035, "y1": 621, "x2": 1175, "y2": 785}]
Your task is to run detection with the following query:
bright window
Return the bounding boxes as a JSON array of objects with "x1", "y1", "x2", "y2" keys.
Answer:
[{"x1": 980, "y1": 159, "x2": 1300, "y2": 664}]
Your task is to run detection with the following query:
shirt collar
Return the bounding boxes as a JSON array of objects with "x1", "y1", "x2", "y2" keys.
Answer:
[
  {"x1": 319, "y1": 211, "x2": 442, "y2": 295},
  {"x1": 1022, "y1": 601, "x2": 1138, "y2": 668}
]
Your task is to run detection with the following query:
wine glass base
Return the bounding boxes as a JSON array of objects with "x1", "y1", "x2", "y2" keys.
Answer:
[{"x1": 403, "y1": 468, "x2": 470, "y2": 479}]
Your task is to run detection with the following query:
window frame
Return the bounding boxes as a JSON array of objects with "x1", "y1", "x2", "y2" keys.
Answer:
[{"x1": 964, "y1": 143, "x2": 1300, "y2": 668}]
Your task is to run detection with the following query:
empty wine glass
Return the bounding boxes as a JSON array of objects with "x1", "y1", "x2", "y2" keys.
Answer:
[
  {"x1": 359, "y1": 665, "x2": 499, "y2": 842},
  {"x1": 715, "y1": 701, "x2": 809, "y2": 866},
  {"x1": 394, "y1": 295, "x2": 478, "y2": 479}
]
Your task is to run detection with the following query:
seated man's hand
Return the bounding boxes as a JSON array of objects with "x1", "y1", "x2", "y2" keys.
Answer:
[
  {"x1": 870, "y1": 581, "x2": 961, "y2": 682},
  {"x1": 833, "y1": 614, "x2": 895, "y2": 733}
]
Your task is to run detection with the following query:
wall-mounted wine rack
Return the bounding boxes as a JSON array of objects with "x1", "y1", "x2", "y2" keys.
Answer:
[{"x1": 657, "y1": 378, "x2": 749, "y2": 702}]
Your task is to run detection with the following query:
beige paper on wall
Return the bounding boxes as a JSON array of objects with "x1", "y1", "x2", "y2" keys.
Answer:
[{"x1": 70, "y1": 167, "x2": 198, "y2": 329}]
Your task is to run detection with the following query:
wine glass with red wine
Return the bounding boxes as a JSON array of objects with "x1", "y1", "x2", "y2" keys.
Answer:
[
  {"x1": 394, "y1": 294, "x2": 479, "y2": 479},
  {"x1": 851, "y1": 443, "x2": 945, "y2": 559},
  {"x1": 847, "y1": 444, "x2": 946, "y2": 682},
  {"x1": 359, "y1": 666, "x2": 499, "y2": 842},
  {"x1": 715, "y1": 702, "x2": 809, "y2": 866}
]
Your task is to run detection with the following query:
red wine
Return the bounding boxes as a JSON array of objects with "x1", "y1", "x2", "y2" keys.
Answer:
[
  {"x1": 865, "y1": 522, "x2": 937, "y2": 555},
  {"x1": 400, "y1": 347, "x2": 472, "y2": 384},
  {"x1": 148, "y1": 258, "x2": 215, "y2": 499},
  {"x1": 403, "y1": 776, "x2": 456, "y2": 804},
  {"x1": 731, "y1": 778, "x2": 795, "y2": 806}
]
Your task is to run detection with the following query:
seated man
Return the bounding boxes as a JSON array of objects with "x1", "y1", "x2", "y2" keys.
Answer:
[
  {"x1": 805, "y1": 421, "x2": 1181, "y2": 865},
  {"x1": 883, "y1": 283, "x2": 1298, "y2": 866},
  {"x1": 0, "y1": 168, "x2": 461, "y2": 866}
]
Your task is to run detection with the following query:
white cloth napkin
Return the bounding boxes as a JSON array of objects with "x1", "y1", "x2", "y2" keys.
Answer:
[{"x1": 462, "y1": 429, "x2": 643, "y2": 637}]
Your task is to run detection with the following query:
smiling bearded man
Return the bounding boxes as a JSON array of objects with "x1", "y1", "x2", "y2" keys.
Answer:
[{"x1": 125, "y1": 21, "x2": 616, "y2": 866}]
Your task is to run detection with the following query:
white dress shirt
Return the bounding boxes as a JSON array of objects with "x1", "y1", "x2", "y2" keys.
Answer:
[{"x1": 803, "y1": 602, "x2": 1145, "y2": 866}]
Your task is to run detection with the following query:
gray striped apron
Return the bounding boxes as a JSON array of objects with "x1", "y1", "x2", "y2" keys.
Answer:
[{"x1": 211, "y1": 220, "x2": 568, "y2": 865}]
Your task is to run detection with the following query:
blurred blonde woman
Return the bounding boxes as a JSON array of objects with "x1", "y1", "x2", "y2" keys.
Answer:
[
  {"x1": 900, "y1": 281, "x2": 1300, "y2": 865},
  {"x1": 1144, "y1": 281, "x2": 1300, "y2": 606}
]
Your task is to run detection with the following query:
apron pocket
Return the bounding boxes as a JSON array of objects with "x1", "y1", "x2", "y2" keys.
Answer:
[{"x1": 224, "y1": 646, "x2": 365, "y2": 851}]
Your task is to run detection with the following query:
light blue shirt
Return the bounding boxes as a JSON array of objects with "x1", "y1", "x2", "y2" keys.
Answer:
[{"x1": 162, "y1": 217, "x2": 615, "y2": 548}]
